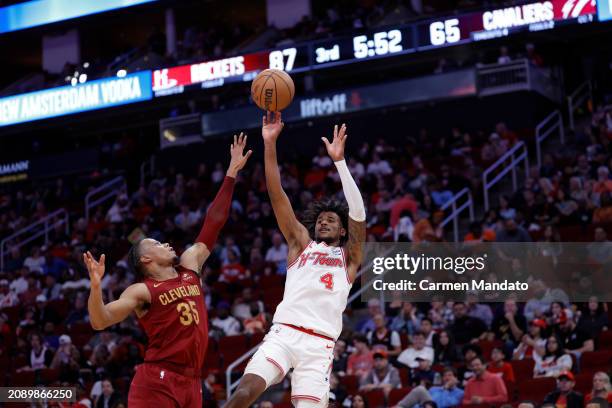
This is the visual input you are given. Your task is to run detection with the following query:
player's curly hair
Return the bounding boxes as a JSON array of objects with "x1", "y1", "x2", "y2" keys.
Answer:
[
  {"x1": 127, "y1": 239, "x2": 144, "y2": 277},
  {"x1": 302, "y1": 199, "x2": 349, "y2": 245}
]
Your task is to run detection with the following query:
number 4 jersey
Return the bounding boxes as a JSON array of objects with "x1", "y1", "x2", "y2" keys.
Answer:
[
  {"x1": 138, "y1": 266, "x2": 208, "y2": 373},
  {"x1": 273, "y1": 241, "x2": 352, "y2": 340}
]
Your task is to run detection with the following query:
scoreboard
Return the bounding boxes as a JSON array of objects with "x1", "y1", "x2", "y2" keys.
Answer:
[{"x1": 152, "y1": 0, "x2": 598, "y2": 96}]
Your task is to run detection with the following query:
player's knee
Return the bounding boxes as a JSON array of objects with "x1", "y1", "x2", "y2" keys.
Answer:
[{"x1": 236, "y1": 374, "x2": 266, "y2": 400}]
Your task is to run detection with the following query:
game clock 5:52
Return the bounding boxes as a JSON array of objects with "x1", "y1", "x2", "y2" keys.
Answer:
[{"x1": 352, "y1": 29, "x2": 410, "y2": 59}]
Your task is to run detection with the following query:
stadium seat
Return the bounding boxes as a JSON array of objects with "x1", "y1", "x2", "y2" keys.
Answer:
[
  {"x1": 259, "y1": 274, "x2": 285, "y2": 288},
  {"x1": 389, "y1": 387, "x2": 412, "y2": 406},
  {"x1": 510, "y1": 359, "x2": 535, "y2": 380},
  {"x1": 364, "y1": 389, "x2": 385, "y2": 408},
  {"x1": 580, "y1": 350, "x2": 612, "y2": 372},
  {"x1": 399, "y1": 368, "x2": 410, "y2": 387},
  {"x1": 598, "y1": 331, "x2": 612, "y2": 350},
  {"x1": 574, "y1": 373, "x2": 592, "y2": 395},
  {"x1": 248, "y1": 332, "x2": 265, "y2": 346},
  {"x1": 218, "y1": 335, "x2": 249, "y2": 369},
  {"x1": 12, "y1": 370, "x2": 35, "y2": 386},
  {"x1": 37, "y1": 368, "x2": 59, "y2": 385},
  {"x1": 340, "y1": 375, "x2": 359, "y2": 394},
  {"x1": 477, "y1": 339, "x2": 503, "y2": 360},
  {"x1": 517, "y1": 377, "x2": 556, "y2": 403},
  {"x1": 505, "y1": 379, "x2": 517, "y2": 402}
]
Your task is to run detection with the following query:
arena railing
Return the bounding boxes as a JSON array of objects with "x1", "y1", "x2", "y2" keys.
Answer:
[
  {"x1": 567, "y1": 81, "x2": 592, "y2": 131},
  {"x1": 477, "y1": 59, "x2": 532, "y2": 97},
  {"x1": 0, "y1": 209, "x2": 69, "y2": 271},
  {"x1": 535, "y1": 110, "x2": 564, "y2": 169},
  {"x1": 84, "y1": 176, "x2": 127, "y2": 221},
  {"x1": 482, "y1": 141, "x2": 529, "y2": 212},
  {"x1": 440, "y1": 188, "x2": 475, "y2": 243},
  {"x1": 139, "y1": 154, "x2": 156, "y2": 187}
]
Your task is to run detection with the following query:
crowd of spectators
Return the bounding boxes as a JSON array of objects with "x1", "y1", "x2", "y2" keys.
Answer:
[{"x1": 0, "y1": 104, "x2": 611, "y2": 408}]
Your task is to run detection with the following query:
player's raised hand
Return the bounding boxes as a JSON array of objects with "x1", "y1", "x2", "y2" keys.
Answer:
[
  {"x1": 83, "y1": 251, "x2": 105, "y2": 288},
  {"x1": 262, "y1": 111, "x2": 284, "y2": 144},
  {"x1": 321, "y1": 123, "x2": 347, "y2": 161},
  {"x1": 227, "y1": 132, "x2": 252, "y2": 178}
]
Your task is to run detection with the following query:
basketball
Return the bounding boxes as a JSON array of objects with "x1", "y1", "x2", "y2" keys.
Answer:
[{"x1": 251, "y1": 68, "x2": 295, "y2": 111}]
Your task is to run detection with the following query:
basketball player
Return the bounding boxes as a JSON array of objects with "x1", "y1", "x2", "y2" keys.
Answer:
[
  {"x1": 84, "y1": 134, "x2": 252, "y2": 408},
  {"x1": 226, "y1": 112, "x2": 366, "y2": 408}
]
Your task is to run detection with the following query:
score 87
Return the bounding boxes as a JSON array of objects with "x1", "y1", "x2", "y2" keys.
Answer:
[
  {"x1": 429, "y1": 18, "x2": 460, "y2": 46},
  {"x1": 269, "y1": 48, "x2": 297, "y2": 71}
]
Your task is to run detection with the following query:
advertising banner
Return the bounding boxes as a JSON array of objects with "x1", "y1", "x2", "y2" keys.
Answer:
[{"x1": 0, "y1": 71, "x2": 152, "y2": 127}]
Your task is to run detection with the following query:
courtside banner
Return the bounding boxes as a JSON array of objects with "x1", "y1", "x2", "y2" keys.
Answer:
[
  {"x1": 0, "y1": 71, "x2": 152, "y2": 127},
  {"x1": 360, "y1": 242, "x2": 612, "y2": 302}
]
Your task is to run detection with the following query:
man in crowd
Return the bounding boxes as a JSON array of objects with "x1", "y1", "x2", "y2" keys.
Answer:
[
  {"x1": 429, "y1": 367, "x2": 465, "y2": 408},
  {"x1": 359, "y1": 350, "x2": 401, "y2": 396},
  {"x1": 462, "y1": 357, "x2": 508, "y2": 405},
  {"x1": 397, "y1": 331, "x2": 434, "y2": 368},
  {"x1": 543, "y1": 371, "x2": 585, "y2": 408}
]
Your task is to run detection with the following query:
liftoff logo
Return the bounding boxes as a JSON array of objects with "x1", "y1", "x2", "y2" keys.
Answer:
[{"x1": 482, "y1": 0, "x2": 595, "y2": 30}]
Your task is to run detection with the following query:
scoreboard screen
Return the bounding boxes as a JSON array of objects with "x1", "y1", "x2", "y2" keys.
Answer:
[{"x1": 153, "y1": 0, "x2": 597, "y2": 96}]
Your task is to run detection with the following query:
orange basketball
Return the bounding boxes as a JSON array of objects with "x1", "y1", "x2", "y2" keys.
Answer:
[{"x1": 251, "y1": 69, "x2": 295, "y2": 111}]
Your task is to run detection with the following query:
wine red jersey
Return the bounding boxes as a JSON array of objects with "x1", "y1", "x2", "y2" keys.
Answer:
[{"x1": 138, "y1": 266, "x2": 208, "y2": 374}]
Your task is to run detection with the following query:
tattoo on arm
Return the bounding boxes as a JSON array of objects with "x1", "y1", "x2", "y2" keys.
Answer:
[{"x1": 347, "y1": 218, "x2": 366, "y2": 270}]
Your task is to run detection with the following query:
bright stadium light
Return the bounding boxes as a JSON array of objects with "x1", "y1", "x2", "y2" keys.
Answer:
[
  {"x1": 70, "y1": 77, "x2": 78, "y2": 86},
  {"x1": 83, "y1": 62, "x2": 90, "y2": 68},
  {"x1": 78, "y1": 74, "x2": 87, "y2": 83},
  {"x1": 117, "y1": 69, "x2": 127, "y2": 77}
]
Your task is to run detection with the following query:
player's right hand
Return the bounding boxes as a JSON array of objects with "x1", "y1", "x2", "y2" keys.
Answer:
[
  {"x1": 83, "y1": 251, "x2": 105, "y2": 288},
  {"x1": 262, "y1": 111, "x2": 284, "y2": 143}
]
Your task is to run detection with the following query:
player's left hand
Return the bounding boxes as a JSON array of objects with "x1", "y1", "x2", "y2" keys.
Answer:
[
  {"x1": 321, "y1": 123, "x2": 347, "y2": 162},
  {"x1": 227, "y1": 132, "x2": 252, "y2": 178}
]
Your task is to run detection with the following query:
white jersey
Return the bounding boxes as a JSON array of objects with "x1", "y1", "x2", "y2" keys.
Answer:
[{"x1": 273, "y1": 240, "x2": 352, "y2": 340}]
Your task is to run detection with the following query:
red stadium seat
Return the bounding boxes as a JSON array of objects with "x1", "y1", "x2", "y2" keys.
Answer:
[
  {"x1": 574, "y1": 373, "x2": 592, "y2": 395},
  {"x1": 218, "y1": 335, "x2": 249, "y2": 369},
  {"x1": 340, "y1": 375, "x2": 359, "y2": 394},
  {"x1": 389, "y1": 387, "x2": 412, "y2": 406},
  {"x1": 259, "y1": 274, "x2": 285, "y2": 289},
  {"x1": 38, "y1": 368, "x2": 60, "y2": 385},
  {"x1": 505, "y1": 379, "x2": 517, "y2": 402},
  {"x1": 511, "y1": 359, "x2": 535, "y2": 380},
  {"x1": 12, "y1": 370, "x2": 35, "y2": 386},
  {"x1": 517, "y1": 377, "x2": 556, "y2": 403},
  {"x1": 580, "y1": 350, "x2": 612, "y2": 372},
  {"x1": 598, "y1": 331, "x2": 612, "y2": 350},
  {"x1": 399, "y1": 368, "x2": 410, "y2": 387},
  {"x1": 364, "y1": 389, "x2": 385, "y2": 408},
  {"x1": 248, "y1": 332, "x2": 265, "y2": 347}
]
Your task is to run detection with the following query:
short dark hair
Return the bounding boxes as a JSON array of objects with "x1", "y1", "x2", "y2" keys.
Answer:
[
  {"x1": 302, "y1": 199, "x2": 349, "y2": 243},
  {"x1": 442, "y1": 366, "x2": 457, "y2": 376},
  {"x1": 127, "y1": 240, "x2": 144, "y2": 277}
]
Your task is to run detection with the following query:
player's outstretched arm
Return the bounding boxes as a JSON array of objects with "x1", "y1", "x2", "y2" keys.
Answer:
[
  {"x1": 181, "y1": 133, "x2": 252, "y2": 274},
  {"x1": 262, "y1": 111, "x2": 310, "y2": 257},
  {"x1": 322, "y1": 124, "x2": 366, "y2": 282},
  {"x1": 84, "y1": 252, "x2": 149, "y2": 330}
]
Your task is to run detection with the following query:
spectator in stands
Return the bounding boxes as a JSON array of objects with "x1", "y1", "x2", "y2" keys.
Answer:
[
  {"x1": 9, "y1": 267, "x2": 29, "y2": 295},
  {"x1": 347, "y1": 334, "x2": 374, "y2": 379},
  {"x1": 23, "y1": 246, "x2": 45, "y2": 273},
  {"x1": 419, "y1": 318, "x2": 435, "y2": 347},
  {"x1": 359, "y1": 350, "x2": 401, "y2": 395},
  {"x1": 410, "y1": 356, "x2": 436, "y2": 387},
  {"x1": 333, "y1": 339, "x2": 349, "y2": 374},
  {"x1": 41, "y1": 274, "x2": 62, "y2": 300},
  {"x1": 556, "y1": 312, "x2": 594, "y2": 358},
  {"x1": 94, "y1": 378, "x2": 123, "y2": 408},
  {"x1": 397, "y1": 331, "x2": 434, "y2": 369},
  {"x1": 458, "y1": 344, "x2": 481, "y2": 385},
  {"x1": 390, "y1": 302, "x2": 422, "y2": 335},
  {"x1": 350, "y1": 394, "x2": 368, "y2": 408},
  {"x1": 65, "y1": 293, "x2": 89, "y2": 325},
  {"x1": 466, "y1": 292, "x2": 493, "y2": 328},
  {"x1": 358, "y1": 299, "x2": 385, "y2": 334},
  {"x1": 586, "y1": 372, "x2": 612, "y2": 404},
  {"x1": 17, "y1": 332, "x2": 53, "y2": 371},
  {"x1": 448, "y1": 302, "x2": 487, "y2": 344},
  {"x1": 51, "y1": 334, "x2": 80, "y2": 382},
  {"x1": 429, "y1": 301, "x2": 454, "y2": 330},
  {"x1": 242, "y1": 302, "x2": 268, "y2": 334},
  {"x1": 232, "y1": 287, "x2": 263, "y2": 321},
  {"x1": 495, "y1": 218, "x2": 532, "y2": 242},
  {"x1": 491, "y1": 299, "x2": 527, "y2": 353},
  {"x1": 588, "y1": 228, "x2": 612, "y2": 265},
  {"x1": 0, "y1": 279, "x2": 18, "y2": 308},
  {"x1": 265, "y1": 232, "x2": 288, "y2": 274},
  {"x1": 428, "y1": 367, "x2": 465, "y2": 408},
  {"x1": 366, "y1": 153, "x2": 392, "y2": 176},
  {"x1": 486, "y1": 347, "x2": 515, "y2": 383},
  {"x1": 543, "y1": 371, "x2": 584, "y2": 408},
  {"x1": 366, "y1": 313, "x2": 402, "y2": 357},
  {"x1": 433, "y1": 330, "x2": 459, "y2": 365},
  {"x1": 219, "y1": 249, "x2": 249, "y2": 284},
  {"x1": 19, "y1": 273, "x2": 41, "y2": 306},
  {"x1": 393, "y1": 384, "x2": 433, "y2": 408},
  {"x1": 174, "y1": 204, "x2": 200, "y2": 231},
  {"x1": 330, "y1": 372, "x2": 348, "y2": 406},
  {"x1": 513, "y1": 319, "x2": 547, "y2": 360},
  {"x1": 462, "y1": 356, "x2": 508, "y2": 405},
  {"x1": 210, "y1": 301, "x2": 241, "y2": 337},
  {"x1": 219, "y1": 236, "x2": 240, "y2": 264},
  {"x1": 534, "y1": 335, "x2": 572, "y2": 377},
  {"x1": 577, "y1": 296, "x2": 609, "y2": 339}
]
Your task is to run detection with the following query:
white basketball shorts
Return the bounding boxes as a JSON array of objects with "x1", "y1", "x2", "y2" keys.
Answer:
[{"x1": 243, "y1": 323, "x2": 335, "y2": 406}]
